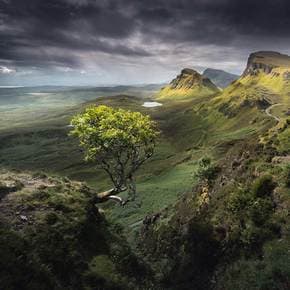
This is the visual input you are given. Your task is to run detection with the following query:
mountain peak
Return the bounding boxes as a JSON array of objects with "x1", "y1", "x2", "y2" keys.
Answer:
[
  {"x1": 180, "y1": 68, "x2": 200, "y2": 75},
  {"x1": 156, "y1": 68, "x2": 219, "y2": 99},
  {"x1": 243, "y1": 51, "x2": 290, "y2": 76},
  {"x1": 169, "y1": 68, "x2": 217, "y2": 91}
]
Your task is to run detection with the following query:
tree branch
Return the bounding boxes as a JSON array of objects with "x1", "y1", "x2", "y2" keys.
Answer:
[
  {"x1": 96, "y1": 187, "x2": 128, "y2": 206},
  {"x1": 106, "y1": 195, "x2": 125, "y2": 205},
  {"x1": 97, "y1": 188, "x2": 116, "y2": 199}
]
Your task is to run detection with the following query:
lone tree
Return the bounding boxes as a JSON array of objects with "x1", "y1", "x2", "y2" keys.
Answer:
[{"x1": 70, "y1": 105, "x2": 158, "y2": 205}]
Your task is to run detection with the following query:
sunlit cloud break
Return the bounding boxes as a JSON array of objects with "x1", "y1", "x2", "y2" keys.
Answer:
[{"x1": 0, "y1": 66, "x2": 15, "y2": 74}]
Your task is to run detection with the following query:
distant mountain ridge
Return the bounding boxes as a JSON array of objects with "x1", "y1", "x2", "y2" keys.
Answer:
[
  {"x1": 156, "y1": 68, "x2": 219, "y2": 99},
  {"x1": 203, "y1": 68, "x2": 238, "y2": 88}
]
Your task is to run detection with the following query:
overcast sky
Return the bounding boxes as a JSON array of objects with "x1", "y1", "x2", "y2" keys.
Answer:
[{"x1": 1, "y1": 0, "x2": 290, "y2": 86}]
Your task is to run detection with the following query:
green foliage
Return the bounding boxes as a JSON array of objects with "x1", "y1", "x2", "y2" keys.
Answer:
[
  {"x1": 252, "y1": 174, "x2": 276, "y2": 197},
  {"x1": 70, "y1": 105, "x2": 158, "y2": 162},
  {"x1": 277, "y1": 125, "x2": 290, "y2": 154},
  {"x1": 217, "y1": 239, "x2": 290, "y2": 290},
  {"x1": 1, "y1": 81, "x2": 290, "y2": 290},
  {"x1": 285, "y1": 164, "x2": 290, "y2": 188},
  {"x1": 0, "y1": 228, "x2": 56, "y2": 290},
  {"x1": 248, "y1": 198, "x2": 274, "y2": 226},
  {"x1": 70, "y1": 105, "x2": 158, "y2": 195},
  {"x1": 193, "y1": 157, "x2": 219, "y2": 185},
  {"x1": 226, "y1": 176, "x2": 278, "y2": 250},
  {"x1": 228, "y1": 189, "x2": 274, "y2": 226},
  {"x1": 227, "y1": 189, "x2": 253, "y2": 216}
]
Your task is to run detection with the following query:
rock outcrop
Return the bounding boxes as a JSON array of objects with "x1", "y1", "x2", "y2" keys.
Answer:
[{"x1": 243, "y1": 51, "x2": 290, "y2": 76}]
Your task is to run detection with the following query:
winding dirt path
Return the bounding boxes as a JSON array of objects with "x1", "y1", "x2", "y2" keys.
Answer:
[{"x1": 265, "y1": 103, "x2": 282, "y2": 122}]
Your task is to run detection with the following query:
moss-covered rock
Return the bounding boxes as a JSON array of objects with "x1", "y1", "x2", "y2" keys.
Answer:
[{"x1": 0, "y1": 171, "x2": 150, "y2": 290}]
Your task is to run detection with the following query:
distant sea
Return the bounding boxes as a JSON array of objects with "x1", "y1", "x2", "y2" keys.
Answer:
[{"x1": 0, "y1": 86, "x2": 24, "y2": 88}]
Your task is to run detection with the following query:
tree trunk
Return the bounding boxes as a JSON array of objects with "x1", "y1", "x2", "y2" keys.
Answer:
[{"x1": 128, "y1": 176, "x2": 136, "y2": 201}]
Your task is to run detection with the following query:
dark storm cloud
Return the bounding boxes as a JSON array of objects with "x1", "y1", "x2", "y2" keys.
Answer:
[
  {"x1": 132, "y1": 0, "x2": 290, "y2": 45},
  {"x1": 0, "y1": 0, "x2": 145, "y2": 68},
  {"x1": 1, "y1": 0, "x2": 290, "y2": 82}
]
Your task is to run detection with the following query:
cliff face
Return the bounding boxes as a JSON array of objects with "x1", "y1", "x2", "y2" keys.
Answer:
[
  {"x1": 243, "y1": 51, "x2": 290, "y2": 77},
  {"x1": 138, "y1": 132, "x2": 290, "y2": 290}
]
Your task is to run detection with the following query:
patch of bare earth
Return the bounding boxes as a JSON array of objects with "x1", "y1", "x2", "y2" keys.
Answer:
[{"x1": 0, "y1": 171, "x2": 59, "y2": 230}]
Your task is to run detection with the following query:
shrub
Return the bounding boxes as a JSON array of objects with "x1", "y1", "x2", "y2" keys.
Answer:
[
  {"x1": 194, "y1": 157, "x2": 220, "y2": 185},
  {"x1": 227, "y1": 189, "x2": 253, "y2": 216},
  {"x1": 285, "y1": 164, "x2": 290, "y2": 188},
  {"x1": 217, "y1": 239, "x2": 290, "y2": 290},
  {"x1": 226, "y1": 186, "x2": 277, "y2": 251},
  {"x1": 248, "y1": 198, "x2": 274, "y2": 226},
  {"x1": 252, "y1": 174, "x2": 276, "y2": 197},
  {"x1": 45, "y1": 212, "x2": 59, "y2": 225}
]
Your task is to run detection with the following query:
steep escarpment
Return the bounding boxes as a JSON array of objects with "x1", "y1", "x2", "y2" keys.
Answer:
[
  {"x1": 139, "y1": 133, "x2": 290, "y2": 289},
  {"x1": 156, "y1": 68, "x2": 219, "y2": 100}
]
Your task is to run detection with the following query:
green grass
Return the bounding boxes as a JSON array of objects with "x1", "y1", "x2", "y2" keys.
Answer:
[{"x1": 106, "y1": 160, "x2": 197, "y2": 227}]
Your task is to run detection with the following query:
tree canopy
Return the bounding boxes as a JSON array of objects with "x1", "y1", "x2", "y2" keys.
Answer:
[{"x1": 70, "y1": 105, "x2": 158, "y2": 204}]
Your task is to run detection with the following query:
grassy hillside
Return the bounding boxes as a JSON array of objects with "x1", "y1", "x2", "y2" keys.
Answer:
[{"x1": 139, "y1": 132, "x2": 290, "y2": 289}]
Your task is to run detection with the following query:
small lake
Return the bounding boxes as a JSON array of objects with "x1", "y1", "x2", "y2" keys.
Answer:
[{"x1": 142, "y1": 101, "x2": 163, "y2": 108}]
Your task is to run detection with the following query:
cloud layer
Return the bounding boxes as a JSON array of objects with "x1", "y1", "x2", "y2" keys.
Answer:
[{"x1": 1, "y1": 0, "x2": 290, "y2": 85}]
